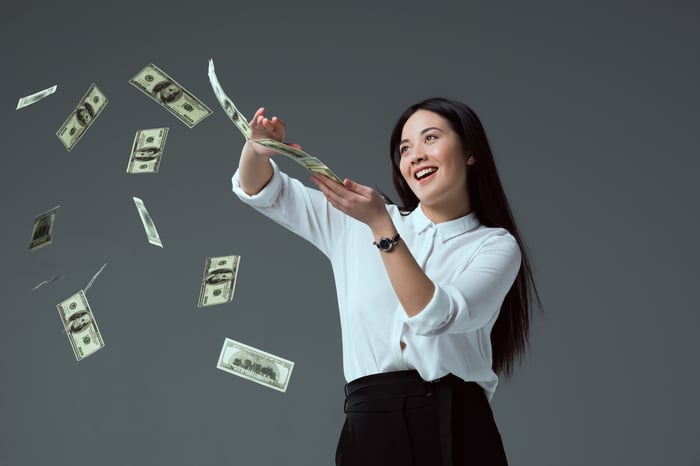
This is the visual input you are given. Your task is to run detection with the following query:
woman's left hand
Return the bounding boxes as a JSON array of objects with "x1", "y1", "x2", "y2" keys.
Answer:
[{"x1": 310, "y1": 174, "x2": 391, "y2": 228}]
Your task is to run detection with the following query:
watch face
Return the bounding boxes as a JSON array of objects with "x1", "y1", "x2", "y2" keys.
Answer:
[{"x1": 378, "y1": 238, "x2": 391, "y2": 250}]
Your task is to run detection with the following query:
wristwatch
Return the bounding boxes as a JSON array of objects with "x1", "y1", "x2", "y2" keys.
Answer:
[{"x1": 373, "y1": 233, "x2": 401, "y2": 252}]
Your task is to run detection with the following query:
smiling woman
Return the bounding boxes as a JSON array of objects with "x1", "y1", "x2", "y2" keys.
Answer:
[
  {"x1": 388, "y1": 97, "x2": 539, "y2": 378},
  {"x1": 231, "y1": 97, "x2": 540, "y2": 466}
]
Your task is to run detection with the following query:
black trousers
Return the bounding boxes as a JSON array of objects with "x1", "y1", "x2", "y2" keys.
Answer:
[{"x1": 335, "y1": 370, "x2": 508, "y2": 466}]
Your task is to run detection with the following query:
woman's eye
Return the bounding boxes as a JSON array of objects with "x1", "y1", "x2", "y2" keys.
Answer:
[
  {"x1": 399, "y1": 146, "x2": 409, "y2": 154},
  {"x1": 426, "y1": 134, "x2": 437, "y2": 142}
]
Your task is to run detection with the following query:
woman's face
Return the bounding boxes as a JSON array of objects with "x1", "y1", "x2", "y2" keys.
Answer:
[{"x1": 398, "y1": 109, "x2": 473, "y2": 220}]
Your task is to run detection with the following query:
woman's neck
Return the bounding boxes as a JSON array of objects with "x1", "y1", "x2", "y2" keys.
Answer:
[{"x1": 419, "y1": 200, "x2": 472, "y2": 224}]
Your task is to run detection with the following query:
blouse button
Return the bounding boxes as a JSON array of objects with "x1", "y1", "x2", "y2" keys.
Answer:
[{"x1": 400, "y1": 341, "x2": 406, "y2": 351}]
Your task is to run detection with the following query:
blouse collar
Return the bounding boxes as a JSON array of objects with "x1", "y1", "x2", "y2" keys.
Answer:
[{"x1": 410, "y1": 204, "x2": 481, "y2": 242}]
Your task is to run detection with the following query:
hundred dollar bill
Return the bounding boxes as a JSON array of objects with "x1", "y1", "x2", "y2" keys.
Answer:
[
  {"x1": 130, "y1": 63, "x2": 212, "y2": 128},
  {"x1": 56, "y1": 83, "x2": 108, "y2": 151},
  {"x1": 127, "y1": 127, "x2": 169, "y2": 173},
  {"x1": 207, "y1": 59, "x2": 252, "y2": 139},
  {"x1": 216, "y1": 337, "x2": 294, "y2": 392},
  {"x1": 206, "y1": 60, "x2": 340, "y2": 182},
  {"x1": 16, "y1": 84, "x2": 57, "y2": 110},
  {"x1": 31, "y1": 275, "x2": 65, "y2": 291},
  {"x1": 29, "y1": 205, "x2": 60, "y2": 251},
  {"x1": 132, "y1": 197, "x2": 163, "y2": 247},
  {"x1": 198, "y1": 255, "x2": 240, "y2": 307},
  {"x1": 84, "y1": 263, "x2": 107, "y2": 292},
  {"x1": 254, "y1": 138, "x2": 342, "y2": 183},
  {"x1": 56, "y1": 290, "x2": 105, "y2": 361}
]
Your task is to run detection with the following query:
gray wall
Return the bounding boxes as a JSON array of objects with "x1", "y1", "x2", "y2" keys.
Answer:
[{"x1": 1, "y1": 1, "x2": 698, "y2": 465}]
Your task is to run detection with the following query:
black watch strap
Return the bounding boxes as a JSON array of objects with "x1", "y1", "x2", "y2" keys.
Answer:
[{"x1": 373, "y1": 233, "x2": 401, "y2": 252}]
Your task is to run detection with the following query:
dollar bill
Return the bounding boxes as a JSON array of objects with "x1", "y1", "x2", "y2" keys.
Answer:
[
  {"x1": 127, "y1": 127, "x2": 169, "y2": 173},
  {"x1": 132, "y1": 197, "x2": 163, "y2": 247},
  {"x1": 198, "y1": 255, "x2": 240, "y2": 307},
  {"x1": 207, "y1": 59, "x2": 252, "y2": 139},
  {"x1": 216, "y1": 337, "x2": 294, "y2": 392},
  {"x1": 130, "y1": 63, "x2": 212, "y2": 128},
  {"x1": 16, "y1": 84, "x2": 57, "y2": 110},
  {"x1": 206, "y1": 59, "x2": 340, "y2": 182},
  {"x1": 29, "y1": 205, "x2": 60, "y2": 251},
  {"x1": 56, "y1": 290, "x2": 105, "y2": 361},
  {"x1": 56, "y1": 83, "x2": 108, "y2": 151},
  {"x1": 84, "y1": 263, "x2": 107, "y2": 292},
  {"x1": 254, "y1": 138, "x2": 342, "y2": 183},
  {"x1": 31, "y1": 275, "x2": 65, "y2": 291}
]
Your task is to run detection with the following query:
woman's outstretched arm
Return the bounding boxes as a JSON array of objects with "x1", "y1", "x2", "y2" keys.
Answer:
[{"x1": 238, "y1": 107, "x2": 301, "y2": 195}]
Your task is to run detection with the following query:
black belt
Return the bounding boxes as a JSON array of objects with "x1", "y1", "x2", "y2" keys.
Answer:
[{"x1": 344, "y1": 370, "x2": 473, "y2": 466}]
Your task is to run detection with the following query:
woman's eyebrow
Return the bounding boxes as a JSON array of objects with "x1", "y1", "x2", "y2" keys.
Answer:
[{"x1": 400, "y1": 127, "x2": 444, "y2": 145}]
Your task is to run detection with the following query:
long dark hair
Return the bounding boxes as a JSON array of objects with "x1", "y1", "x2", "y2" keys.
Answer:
[{"x1": 388, "y1": 97, "x2": 541, "y2": 378}]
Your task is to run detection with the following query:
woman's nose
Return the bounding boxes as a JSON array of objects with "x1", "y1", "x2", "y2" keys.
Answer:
[{"x1": 410, "y1": 149, "x2": 426, "y2": 163}]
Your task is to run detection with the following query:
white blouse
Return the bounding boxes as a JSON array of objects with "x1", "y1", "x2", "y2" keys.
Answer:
[{"x1": 232, "y1": 159, "x2": 521, "y2": 400}]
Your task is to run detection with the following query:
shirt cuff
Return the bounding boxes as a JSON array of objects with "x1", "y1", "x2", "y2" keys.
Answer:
[
  {"x1": 401, "y1": 283, "x2": 457, "y2": 336},
  {"x1": 231, "y1": 158, "x2": 283, "y2": 208}
]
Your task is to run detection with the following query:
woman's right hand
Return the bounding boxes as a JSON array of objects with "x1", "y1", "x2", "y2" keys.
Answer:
[
  {"x1": 238, "y1": 106, "x2": 303, "y2": 195},
  {"x1": 247, "y1": 107, "x2": 302, "y2": 156}
]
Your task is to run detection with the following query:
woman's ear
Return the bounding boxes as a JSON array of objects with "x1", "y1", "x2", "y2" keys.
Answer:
[{"x1": 467, "y1": 154, "x2": 476, "y2": 165}]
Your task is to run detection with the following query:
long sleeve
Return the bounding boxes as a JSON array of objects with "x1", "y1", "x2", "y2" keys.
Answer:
[
  {"x1": 402, "y1": 231, "x2": 521, "y2": 335},
  {"x1": 232, "y1": 159, "x2": 350, "y2": 258}
]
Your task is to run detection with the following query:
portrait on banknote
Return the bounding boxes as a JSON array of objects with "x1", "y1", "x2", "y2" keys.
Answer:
[
  {"x1": 205, "y1": 269, "x2": 235, "y2": 286},
  {"x1": 153, "y1": 81, "x2": 182, "y2": 103},
  {"x1": 67, "y1": 310, "x2": 92, "y2": 333},
  {"x1": 224, "y1": 100, "x2": 243, "y2": 123},
  {"x1": 76, "y1": 103, "x2": 95, "y2": 126},
  {"x1": 133, "y1": 146, "x2": 162, "y2": 161}
]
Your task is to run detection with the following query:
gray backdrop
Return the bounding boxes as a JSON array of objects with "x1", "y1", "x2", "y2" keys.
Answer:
[{"x1": 1, "y1": 1, "x2": 698, "y2": 465}]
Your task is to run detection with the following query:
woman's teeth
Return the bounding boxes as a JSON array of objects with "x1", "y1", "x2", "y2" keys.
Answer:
[{"x1": 415, "y1": 167, "x2": 437, "y2": 180}]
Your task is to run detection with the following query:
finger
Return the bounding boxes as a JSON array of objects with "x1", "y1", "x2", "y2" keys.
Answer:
[
  {"x1": 311, "y1": 174, "x2": 344, "y2": 196},
  {"x1": 312, "y1": 175, "x2": 361, "y2": 210},
  {"x1": 270, "y1": 117, "x2": 287, "y2": 135},
  {"x1": 262, "y1": 117, "x2": 275, "y2": 131},
  {"x1": 270, "y1": 116, "x2": 286, "y2": 127},
  {"x1": 311, "y1": 177, "x2": 347, "y2": 209},
  {"x1": 332, "y1": 178, "x2": 374, "y2": 200},
  {"x1": 250, "y1": 107, "x2": 265, "y2": 125},
  {"x1": 342, "y1": 178, "x2": 373, "y2": 196},
  {"x1": 312, "y1": 174, "x2": 347, "y2": 194}
]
